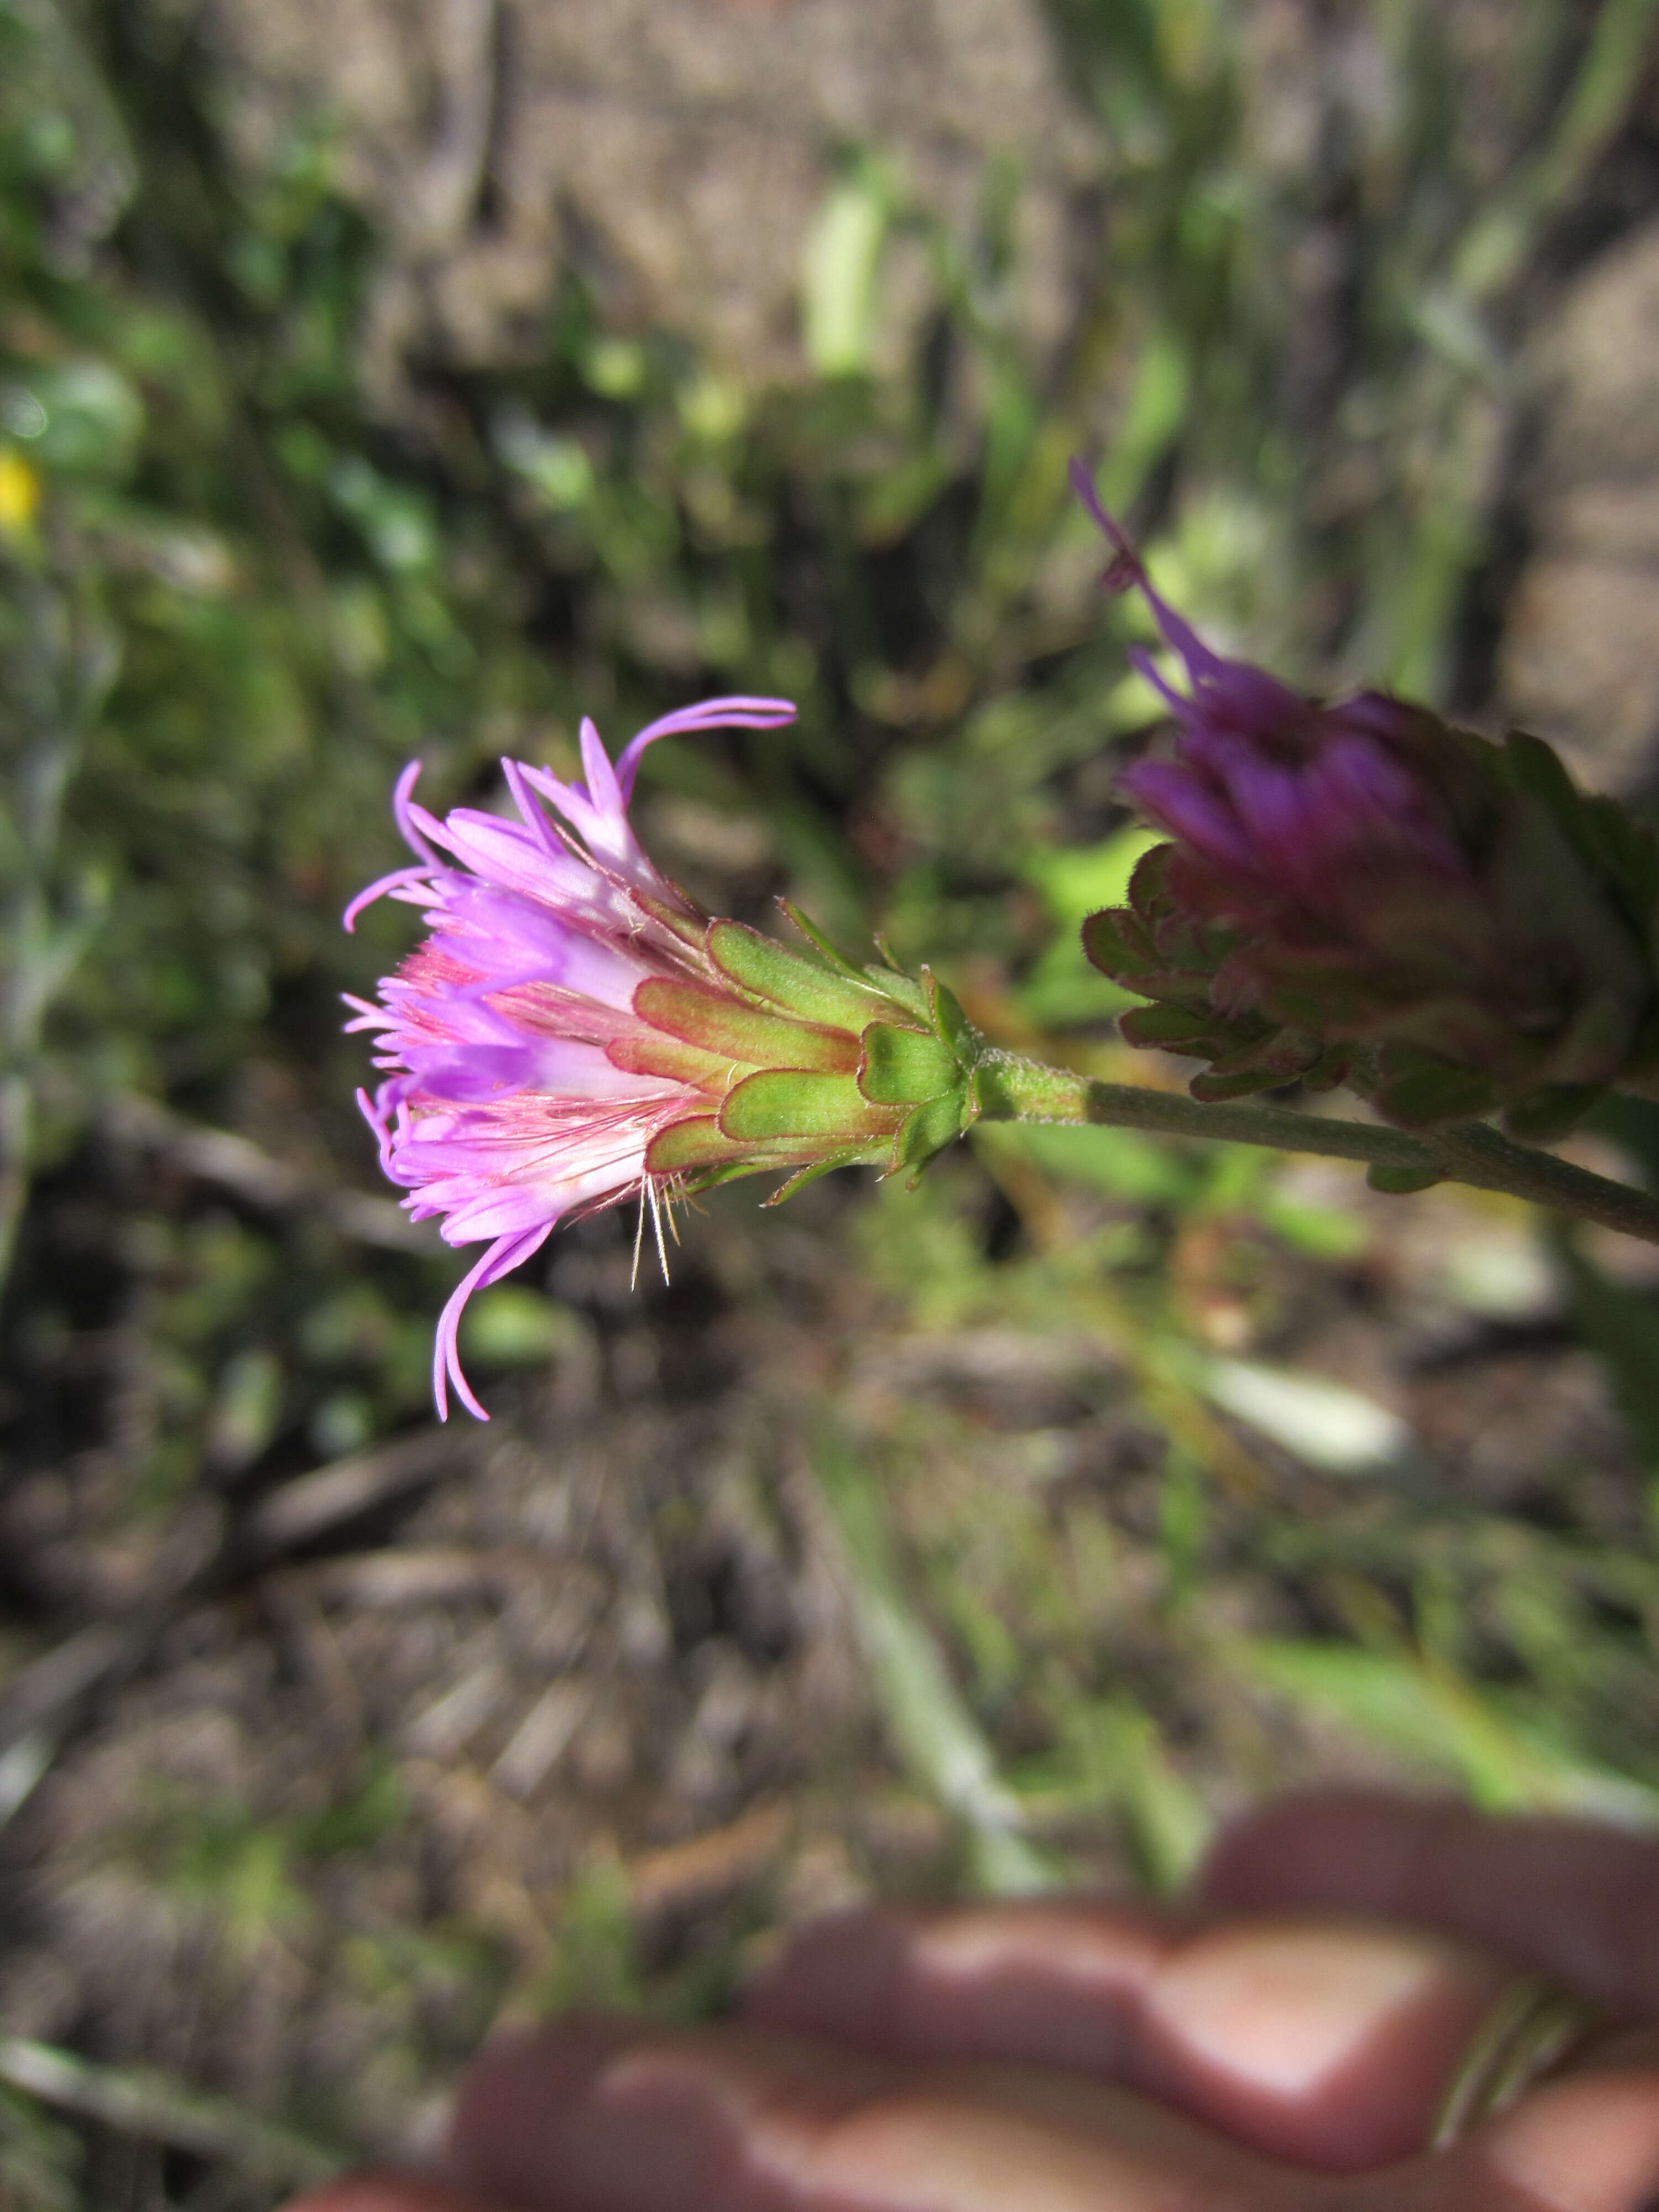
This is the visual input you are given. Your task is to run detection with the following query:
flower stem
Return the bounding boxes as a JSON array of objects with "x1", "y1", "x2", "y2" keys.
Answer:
[{"x1": 972, "y1": 1050, "x2": 1659, "y2": 1246}]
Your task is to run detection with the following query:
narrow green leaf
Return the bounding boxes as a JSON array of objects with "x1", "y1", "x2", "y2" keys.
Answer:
[
  {"x1": 778, "y1": 899, "x2": 869, "y2": 977},
  {"x1": 761, "y1": 1151, "x2": 877, "y2": 1206}
]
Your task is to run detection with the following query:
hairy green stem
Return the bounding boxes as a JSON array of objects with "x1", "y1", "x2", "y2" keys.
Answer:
[{"x1": 972, "y1": 1050, "x2": 1659, "y2": 1247}]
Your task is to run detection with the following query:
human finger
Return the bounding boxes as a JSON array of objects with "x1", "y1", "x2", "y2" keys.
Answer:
[
  {"x1": 1202, "y1": 1790, "x2": 1659, "y2": 2017},
  {"x1": 1472, "y1": 2025, "x2": 1659, "y2": 2212},
  {"x1": 280, "y1": 2175, "x2": 510, "y2": 2212},
  {"x1": 447, "y1": 2012, "x2": 1340, "y2": 2212},
  {"x1": 742, "y1": 1898, "x2": 1512, "y2": 2171}
]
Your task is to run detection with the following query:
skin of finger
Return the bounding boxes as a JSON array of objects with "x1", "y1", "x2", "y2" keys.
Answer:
[
  {"x1": 1201, "y1": 1790, "x2": 1659, "y2": 2019},
  {"x1": 279, "y1": 2176, "x2": 514, "y2": 2212},
  {"x1": 744, "y1": 1899, "x2": 1508, "y2": 2170},
  {"x1": 447, "y1": 2015, "x2": 1337, "y2": 2212},
  {"x1": 1477, "y1": 2041, "x2": 1659, "y2": 2212},
  {"x1": 742, "y1": 1902, "x2": 1170, "y2": 2075}
]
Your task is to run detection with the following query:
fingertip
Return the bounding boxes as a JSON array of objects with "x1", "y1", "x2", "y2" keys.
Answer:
[
  {"x1": 448, "y1": 2014, "x2": 644, "y2": 2200},
  {"x1": 1480, "y1": 2044, "x2": 1659, "y2": 2212},
  {"x1": 1203, "y1": 1794, "x2": 1659, "y2": 2020}
]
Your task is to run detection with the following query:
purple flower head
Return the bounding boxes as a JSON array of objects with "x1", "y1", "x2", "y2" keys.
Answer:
[
  {"x1": 348, "y1": 699, "x2": 975, "y2": 1418},
  {"x1": 1068, "y1": 460, "x2": 1467, "y2": 934},
  {"x1": 1068, "y1": 460, "x2": 1658, "y2": 1134}
]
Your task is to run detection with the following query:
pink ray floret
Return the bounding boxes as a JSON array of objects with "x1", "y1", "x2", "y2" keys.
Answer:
[{"x1": 345, "y1": 696, "x2": 797, "y2": 1418}]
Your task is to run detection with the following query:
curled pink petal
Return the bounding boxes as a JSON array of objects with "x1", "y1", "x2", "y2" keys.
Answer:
[
  {"x1": 614, "y1": 694, "x2": 797, "y2": 802},
  {"x1": 434, "y1": 1223, "x2": 555, "y2": 1421},
  {"x1": 392, "y1": 760, "x2": 442, "y2": 867},
  {"x1": 1070, "y1": 457, "x2": 1229, "y2": 681},
  {"x1": 343, "y1": 866, "x2": 434, "y2": 932}
]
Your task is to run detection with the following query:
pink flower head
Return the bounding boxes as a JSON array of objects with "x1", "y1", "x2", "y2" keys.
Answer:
[
  {"x1": 347, "y1": 698, "x2": 974, "y2": 1416},
  {"x1": 1068, "y1": 460, "x2": 1657, "y2": 1134}
]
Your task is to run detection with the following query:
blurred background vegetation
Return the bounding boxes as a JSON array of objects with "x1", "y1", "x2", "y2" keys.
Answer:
[{"x1": 6, "y1": 0, "x2": 1659, "y2": 2203}]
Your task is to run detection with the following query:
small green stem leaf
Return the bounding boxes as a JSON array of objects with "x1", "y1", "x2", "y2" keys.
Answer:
[{"x1": 1367, "y1": 1161, "x2": 1446, "y2": 1196}]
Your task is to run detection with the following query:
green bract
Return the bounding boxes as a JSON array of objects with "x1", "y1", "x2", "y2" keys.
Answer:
[{"x1": 639, "y1": 917, "x2": 980, "y2": 1200}]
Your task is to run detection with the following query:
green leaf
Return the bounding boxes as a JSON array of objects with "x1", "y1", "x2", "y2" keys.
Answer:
[
  {"x1": 1503, "y1": 728, "x2": 1589, "y2": 836},
  {"x1": 1126, "y1": 841, "x2": 1176, "y2": 920},
  {"x1": 862, "y1": 964, "x2": 931, "y2": 1021},
  {"x1": 1501, "y1": 1084, "x2": 1604, "y2": 1144},
  {"x1": 1187, "y1": 1066, "x2": 1285, "y2": 1101},
  {"x1": 1118, "y1": 1002, "x2": 1218, "y2": 1048},
  {"x1": 859, "y1": 1022, "x2": 958, "y2": 1104},
  {"x1": 1372, "y1": 1055, "x2": 1495, "y2": 1127},
  {"x1": 1080, "y1": 906, "x2": 1157, "y2": 985},
  {"x1": 1366, "y1": 1161, "x2": 1445, "y2": 1195},
  {"x1": 1055, "y1": 1698, "x2": 1211, "y2": 1895},
  {"x1": 1501, "y1": 732, "x2": 1659, "y2": 931},
  {"x1": 19, "y1": 359, "x2": 144, "y2": 479}
]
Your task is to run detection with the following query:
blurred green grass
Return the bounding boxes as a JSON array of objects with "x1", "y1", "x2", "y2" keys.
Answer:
[{"x1": 4, "y1": 0, "x2": 1659, "y2": 2203}]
